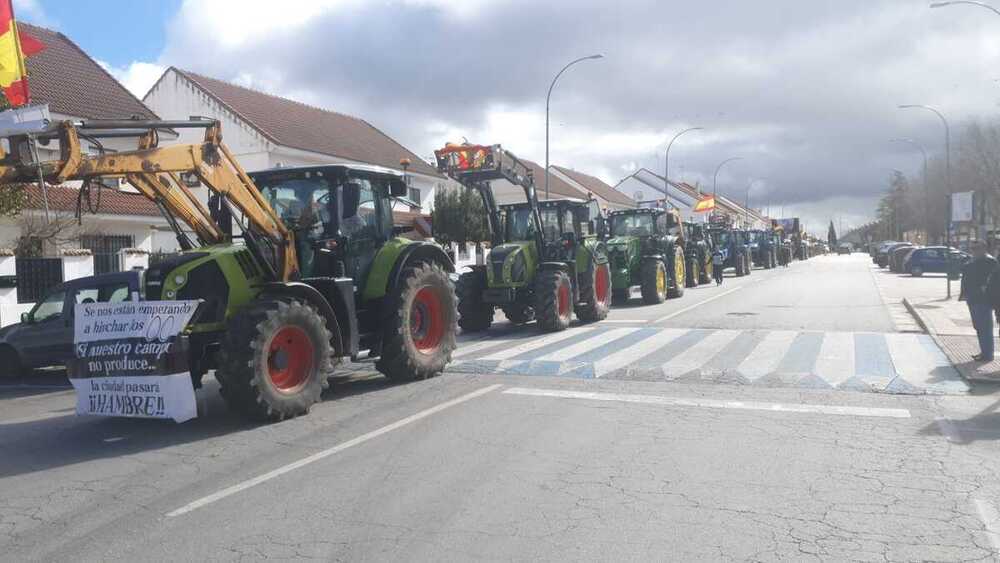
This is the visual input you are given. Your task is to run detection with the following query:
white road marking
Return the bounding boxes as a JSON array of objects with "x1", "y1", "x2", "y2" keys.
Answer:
[
  {"x1": 593, "y1": 328, "x2": 687, "y2": 377},
  {"x1": 0, "y1": 410, "x2": 73, "y2": 425},
  {"x1": 973, "y1": 498, "x2": 1000, "y2": 553},
  {"x1": 814, "y1": 331, "x2": 855, "y2": 387},
  {"x1": 480, "y1": 327, "x2": 595, "y2": 361},
  {"x1": 653, "y1": 285, "x2": 745, "y2": 323},
  {"x1": 542, "y1": 328, "x2": 639, "y2": 362},
  {"x1": 453, "y1": 337, "x2": 520, "y2": 359},
  {"x1": 1, "y1": 389, "x2": 74, "y2": 402},
  {"x1": 599, "y1": 319, "x2": 650, "y2": 324},
  {"x1": 503, "y1": 387, "x2": 911, "y2": 418},
  {"x1": 736, "y1": 330, "x2": 799, "y2": 381},
  {"x1": 166, "y1": 384, "x2": 503, "y2": 518},
  {"x1": 660, "y1": 329, "x2": 741, "y2": 375}
]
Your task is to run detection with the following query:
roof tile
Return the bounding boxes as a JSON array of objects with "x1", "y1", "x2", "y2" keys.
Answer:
[
  {"x1": 22, "y1": 184, "x2": 161, "y2": 217},
  {"x1": 552, "y1": 165, "x2": 635, "y2": 206}
]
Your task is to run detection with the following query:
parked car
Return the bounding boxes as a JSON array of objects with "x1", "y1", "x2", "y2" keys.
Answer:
[
  {"x1": 877, "y1": 242, "x2": 908, "y2": 267},
  {"x1": 837, "y1": 243, "x2": 852, "y2": 255},
  {"x1": 0, "y1": 271, "x2": 141, "y2": 377},
  {"x1": 906, "y1": 246, "x2": 969, "y2": 278},
  {"x1": 888, "y1": 244, "x2": 916, "y2": 272}
]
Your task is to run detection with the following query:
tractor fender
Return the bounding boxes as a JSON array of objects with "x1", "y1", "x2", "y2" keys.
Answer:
[{"x1": 261, "y1": 281, "x2": 348, "y2": 358}]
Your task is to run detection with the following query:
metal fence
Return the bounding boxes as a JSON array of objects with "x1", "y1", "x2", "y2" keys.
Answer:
[
  {"x1": 15, "y1": 257, "x2": 62, "y2": 303},
  {"x1": 81, "y1": 234, "x2": 133, "y2": 275}
]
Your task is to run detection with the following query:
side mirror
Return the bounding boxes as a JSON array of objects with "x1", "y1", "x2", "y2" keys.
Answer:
[
  {"x1": 390, "y1": 178, "x2": 408, "y2": 197},
  {"x1": 596, "y1": 217, "x2": 607, "y2": 239},
  {"x1": 20, "y1": 312, "x2": 30, "y2": 323}
]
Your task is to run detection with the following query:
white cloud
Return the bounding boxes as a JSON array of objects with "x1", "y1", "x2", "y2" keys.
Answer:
[
  {"x1": 98, "y1": 60, "x2": 166, "y2": 100},
  {"x1": 13, "y1": 0, "x2": 51, "y2": 26}
]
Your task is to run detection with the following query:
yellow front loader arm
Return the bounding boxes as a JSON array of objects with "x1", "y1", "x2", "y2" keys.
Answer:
[{"x1": 0, "y1": 119, "x2": 299, "y2": 281}]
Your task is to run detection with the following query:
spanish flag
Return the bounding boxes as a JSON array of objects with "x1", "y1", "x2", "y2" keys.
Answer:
[
  {"x1": 693, "y1": 195, "x2": 716, "y2": 213},
  {"x1": 0, "y1": 0, "x2": 44, "y2": 108}
]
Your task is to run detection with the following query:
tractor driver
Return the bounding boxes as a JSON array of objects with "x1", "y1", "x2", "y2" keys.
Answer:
[{"x1": 340, "y1": 182, "x2": 368, "y2": 236}]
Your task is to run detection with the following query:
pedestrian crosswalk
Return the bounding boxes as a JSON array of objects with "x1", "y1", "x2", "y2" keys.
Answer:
[{"x1": 447, "y1": 326, "x2": 970, "y2": 395}]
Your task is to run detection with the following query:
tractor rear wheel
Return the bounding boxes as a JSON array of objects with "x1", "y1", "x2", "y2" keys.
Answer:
[
  {"x1": 576, "y1": 261, "x2": 611, "y2": 322},
  {"x1": 641, "y1": 258, "x2": 667, "y2": 304},
  {"x1": 536, "y1": 269, "x2": 573, "y2": 332},
  {"x1": 377, "y1": 262, "x2": 458, "y2": 381},
  {"x1": 685, "y1": 255, "x2": 698, "y2": 288},
  {"x1": 502, "y1": 303, "x2": 535, "y2": 325},
  {"x1": 456, "y1": 270, "x2": 493, "y2": 332},
  {"x1": 667, "y1": 247, "x2": 685, "y2": 299},
  {"x1": 217, "y1": 299, "x2": 332, "y2": 421},
  {"x1": 700, "y1": 257, "x2": 712, "y2": 285}
]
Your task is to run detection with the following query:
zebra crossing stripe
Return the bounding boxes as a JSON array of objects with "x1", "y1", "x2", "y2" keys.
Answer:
[
  {"x1": 660, "y1": 330, "x2": 742, "y2": 377},
  {"x1": 481, "y1": 327, "x2": 597, "y2": 362},
  {"x1": 592, "y1": 328, "x2": 687, "y2": 378},
  {"x1": 544, "y1": 328, "x2": 639, "y2": 362},
  {"x1": 735, "y1": 330, "x2": 798, "y2": 381},
  {"x1": 851, "y1": 333, "x2": 895, "y2": 389},
  {"x1": 814, "y1": 332, "x2": 855, "y2": 388},
  {"x1": 453, "y1": 337, "x2": 520, "y2": 359}
]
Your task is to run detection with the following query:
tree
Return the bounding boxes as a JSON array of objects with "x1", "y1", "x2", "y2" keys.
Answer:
[
  {"x1": 431, "y1": 186, "x2": 488, "y2": 245},
  {"x1": 827, "y1": 220, "x2": 837, "y2": 248}
]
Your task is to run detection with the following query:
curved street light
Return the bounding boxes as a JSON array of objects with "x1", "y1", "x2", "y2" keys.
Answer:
[
  {"x1": 712, "y1": 156, "x2": 744, "y2": 197},
  {"x1": 745, "y1": 178, "x2": 765, "y2": 227},
  {"x1": 545, "y1": 54, "x2": 603, "y2": 200},
  {"x1": 664, "y1": 127, "x2": 704, "y2": 207},
  {"x1": 930, "y1": 1, "x2": 1000, "y2": 16}
]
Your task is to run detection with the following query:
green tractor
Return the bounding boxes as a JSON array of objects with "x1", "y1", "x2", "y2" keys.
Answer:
[
  {"x1": 435, "y1": 144, "x2": 611, "y2": 332},
  {"x1": 605, "y1": 207, "x2": 687, "y2": 304},
  {"x1": 684, "y1": 221, "x2": 714, "y2": 286},
  {"x1": 2, "y1": 119, "x2": 459, "y2": 421}
]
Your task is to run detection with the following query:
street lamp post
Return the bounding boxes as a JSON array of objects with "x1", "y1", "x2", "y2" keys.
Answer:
[
  {"x1": 899, "y1": 104, "x2": 951, "y2": 297},
  {"x1": 545, "y1": 54, "x2": 603, "y2": 201},
  {"x1": 664, "y1": 127, "x2": 703, "y2": 207},
  {"x1": 930, "y1": 1, "x2": 1000, "y2": 16},
  {"x1": 745, "y1": 178, "x2": 764, "y2": 228},
  {"x1": 712, "y1": 157, "x2": 744, "y2": 198}
]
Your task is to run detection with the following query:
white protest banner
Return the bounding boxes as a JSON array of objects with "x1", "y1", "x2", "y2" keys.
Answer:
[
  {"x1": 68, "y1": 300, "x2": 200, "y2": 423},
  {"x1": 951, "y1": 191, "x2": 974, "y2": 223}
]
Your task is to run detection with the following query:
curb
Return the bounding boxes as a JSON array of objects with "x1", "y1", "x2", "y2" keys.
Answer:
[{"x1": 901, "y1": 297, "x2": 930, "y2": 334}]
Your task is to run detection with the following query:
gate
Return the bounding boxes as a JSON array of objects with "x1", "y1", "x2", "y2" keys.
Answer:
[
  {"x1": 15, "y1": 257, "x2": 62, "y2": 303},
  {"x1": 81, "y1": 234, "x2": 134, "y2": 275}
]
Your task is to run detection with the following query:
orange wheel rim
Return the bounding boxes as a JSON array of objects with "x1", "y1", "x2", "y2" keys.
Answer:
[
  {"x1": 268, "y1": 326, "x2": 314, "y2": 392},
  {"x1": 411, "y1": 287, "x2": 445, "y2": 353},
  {"x1": 557, "y1": 278, "x2": 571, "y2": 319},
  {"x1": 595, "y1": 264, "x2": 610, "y2": 306}
]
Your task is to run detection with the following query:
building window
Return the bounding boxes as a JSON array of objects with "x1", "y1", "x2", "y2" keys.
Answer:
[
  {"x1": 81, "y1": 234, "x2": 135, "y2": 275},
  {"x1": 408, "y1": 187, "x2": 421, "y2": 204}
]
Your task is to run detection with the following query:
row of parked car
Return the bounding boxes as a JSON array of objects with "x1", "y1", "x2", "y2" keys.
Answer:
[{"x1": 871, "y1": 241, "x2": 968, "y2": 278}]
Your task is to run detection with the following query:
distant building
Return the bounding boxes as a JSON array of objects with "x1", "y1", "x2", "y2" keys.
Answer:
[{"x1": 550, "y1": 166, "x2": 636, "y2": 210}]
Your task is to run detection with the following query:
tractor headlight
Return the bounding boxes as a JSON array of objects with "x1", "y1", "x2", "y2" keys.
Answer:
[{"x1": 173, "y1": 274, "x2": 186, "y2": 286}]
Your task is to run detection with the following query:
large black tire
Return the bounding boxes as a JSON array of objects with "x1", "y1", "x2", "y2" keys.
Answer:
[
  {"x1": 456, "y1": 270, "x2": 493, "y2": 332},
  {"x1": 536, "y1": 269, "x2": 573, "y2": 332},
  {"x1": 0, "y1": 346, "x2": 25, "y2": 378},
  {"x1": 576, "y1": 261, "x2": 611, "y2": 322},
  {"x1": 745, "y1": 252, "x2": 752, "y2": 275},
  {"x1": 217, "y1": 299, "x2": 332, "y2": 421},
  {"x1": 685, "y1": 256, "x2": 698, "y2": 288},
  {"x1": 502, "y1": 302, "x2": 535, "y2": 325},
  {"x1": 667, "y1": 247, "x2": 685, "y2": 299},
  {"x1": 735, "y1": 254, "x2": 746, "y2": 277},
  {"x1": 699, "y1": 255, "x2": 712, "y2": 285},
  {"x1": 612, "y1": 288, "x2": 629, "y2": 305},
  {"x1": 640, "y1": 258, "x2": 667, "y2": 304},
  {"x1": 377, "y1": 262, "x2": 458, "y2": 381}
]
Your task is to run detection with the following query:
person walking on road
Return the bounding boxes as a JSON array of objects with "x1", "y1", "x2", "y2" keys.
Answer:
[
  {"x1": 960, "y1": 240, "x2": 997, "y2": 362},
  {"x1": 712, "y1": 250, "x2": 725, "y2": 285}
]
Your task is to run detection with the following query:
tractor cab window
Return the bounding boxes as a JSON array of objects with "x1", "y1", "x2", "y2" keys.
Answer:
[
  {"x1": 539, "y1": 208, "x2": 562, "y2": 241},
  {"x1": 712, "y1": 231, "x2": 731, "y2": 247},
  {"x1": 610, "y1": 213, "x2": 654, "y2": 237},
  {"x1": 562, "y1": 209, "x2": 574, "y2": 235},
  {"x1": 505, "y1": 207, "x2": 536, "y2": 241},
  {"x1": 257, "y1": 175, "x2": 333, "y2": 240},
  {"x1": 341, "y1": 178, "x2": 378, "y2": 237},
  {"x1": 655, "y1": 213, "x2": 668, "y2": 234}
]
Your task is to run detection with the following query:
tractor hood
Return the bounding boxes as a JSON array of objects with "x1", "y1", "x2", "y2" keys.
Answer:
[{"x1": 487, "y1": 241, "x2": 536, "y2": 288}]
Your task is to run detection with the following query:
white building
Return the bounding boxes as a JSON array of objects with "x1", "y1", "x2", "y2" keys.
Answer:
[{"x1": 143, "y1": 67, "x2": 444, "y2": 235}]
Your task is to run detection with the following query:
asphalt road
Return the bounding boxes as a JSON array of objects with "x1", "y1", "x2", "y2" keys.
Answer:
[{"x1": 2, "y1": 254, "x2": 1000, "y2": 561}]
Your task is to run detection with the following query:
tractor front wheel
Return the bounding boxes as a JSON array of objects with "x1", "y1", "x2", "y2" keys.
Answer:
[
  {"x1": 641, "y1": 258, "x2": 667, "y2": 304},
  {"x1": 217, "y1": 299, "x2": 332, "y2": 421},
  {"x1": 685, "y1": 255, "x2": 698, "y2": 288},
  {"x1": 536, "y1": 269, "x2": 573, "y2": 332},
  {"x1": 377, "y1": 262, "x2": 458, "y2": 381},
  {"x1": 667, "y1": 247, "x2": 686, "y2": 299},
  {"x1": 456, "y1": 270, "x2": 493, "y2": 332},
  {"x1": 576, "y1": 261, "x2": 611, "y2": 322},
  {"x1": 699, "y1": 257, "x2": 712, "y2": 285}
]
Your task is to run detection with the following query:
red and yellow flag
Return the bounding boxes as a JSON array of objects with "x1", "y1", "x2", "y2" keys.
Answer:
[
  {"x1": 0, "y1": 0, "x2": 44, "y2": 108},
  {"x1": 693, "y1": 195, "x2": 716, "y2": 213}
]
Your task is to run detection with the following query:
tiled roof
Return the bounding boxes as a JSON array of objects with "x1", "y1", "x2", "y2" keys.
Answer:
[
  {"x1": 168, "y1": 68, "x2": 440, "y2": 178},
  {"x1": 517, "y1": 158, "x2": 589, "y2": 200},
  {"x1": 552, "y1": 165, "x2": 635, "y2": 207},
  {"x1": 23, "y1": 184, "x2": 161, "y2": 217},
  {"x1": 21, "y1": 23, "x2": 158, "y2": 120}
]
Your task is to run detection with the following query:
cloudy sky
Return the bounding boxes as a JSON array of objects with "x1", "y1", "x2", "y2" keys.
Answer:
[{"x1": 18, "y1": 0, "x2": 1000, "y2": 233}]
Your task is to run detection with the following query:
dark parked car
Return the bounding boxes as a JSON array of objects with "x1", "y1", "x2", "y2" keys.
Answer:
[
  {"x1": 0, "y1": 270, "x2": 141, "y2": 377},
  {"x1": 905, "y1": 246, "x2": 968, "y2": 278},
  {"x1": 877, "y1": 242, "x2": 908, "y2": 267},
  {"x1": 889, "y1": 244, "x2": 916, "y2": 272},
  {"x1": 837, "y1": 243, "x2": 852, "y2": 255}
]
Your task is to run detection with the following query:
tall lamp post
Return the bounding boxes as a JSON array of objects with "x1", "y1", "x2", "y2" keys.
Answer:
[
  {"x1": 930, "y1": 1, "x2": 1000, "y2": 16},
  {"x1": 745, "y1": 178, "x2": 765, "y2": 228},
  {"x1": 545, "y1": 54, "x2": 603, "y2": 200},
  {"x1": 713, "y1": 157, "x2": 744, "y2": 198},
  {"x1": 889, "y1": 138, "x2": 930, "y2": 243},
  {"x1": 899, "y1": 104, "x2": 951, "y2": 297},
  {"x1": 664, "y1": 127, "x2": 703, "y2": 207}
]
